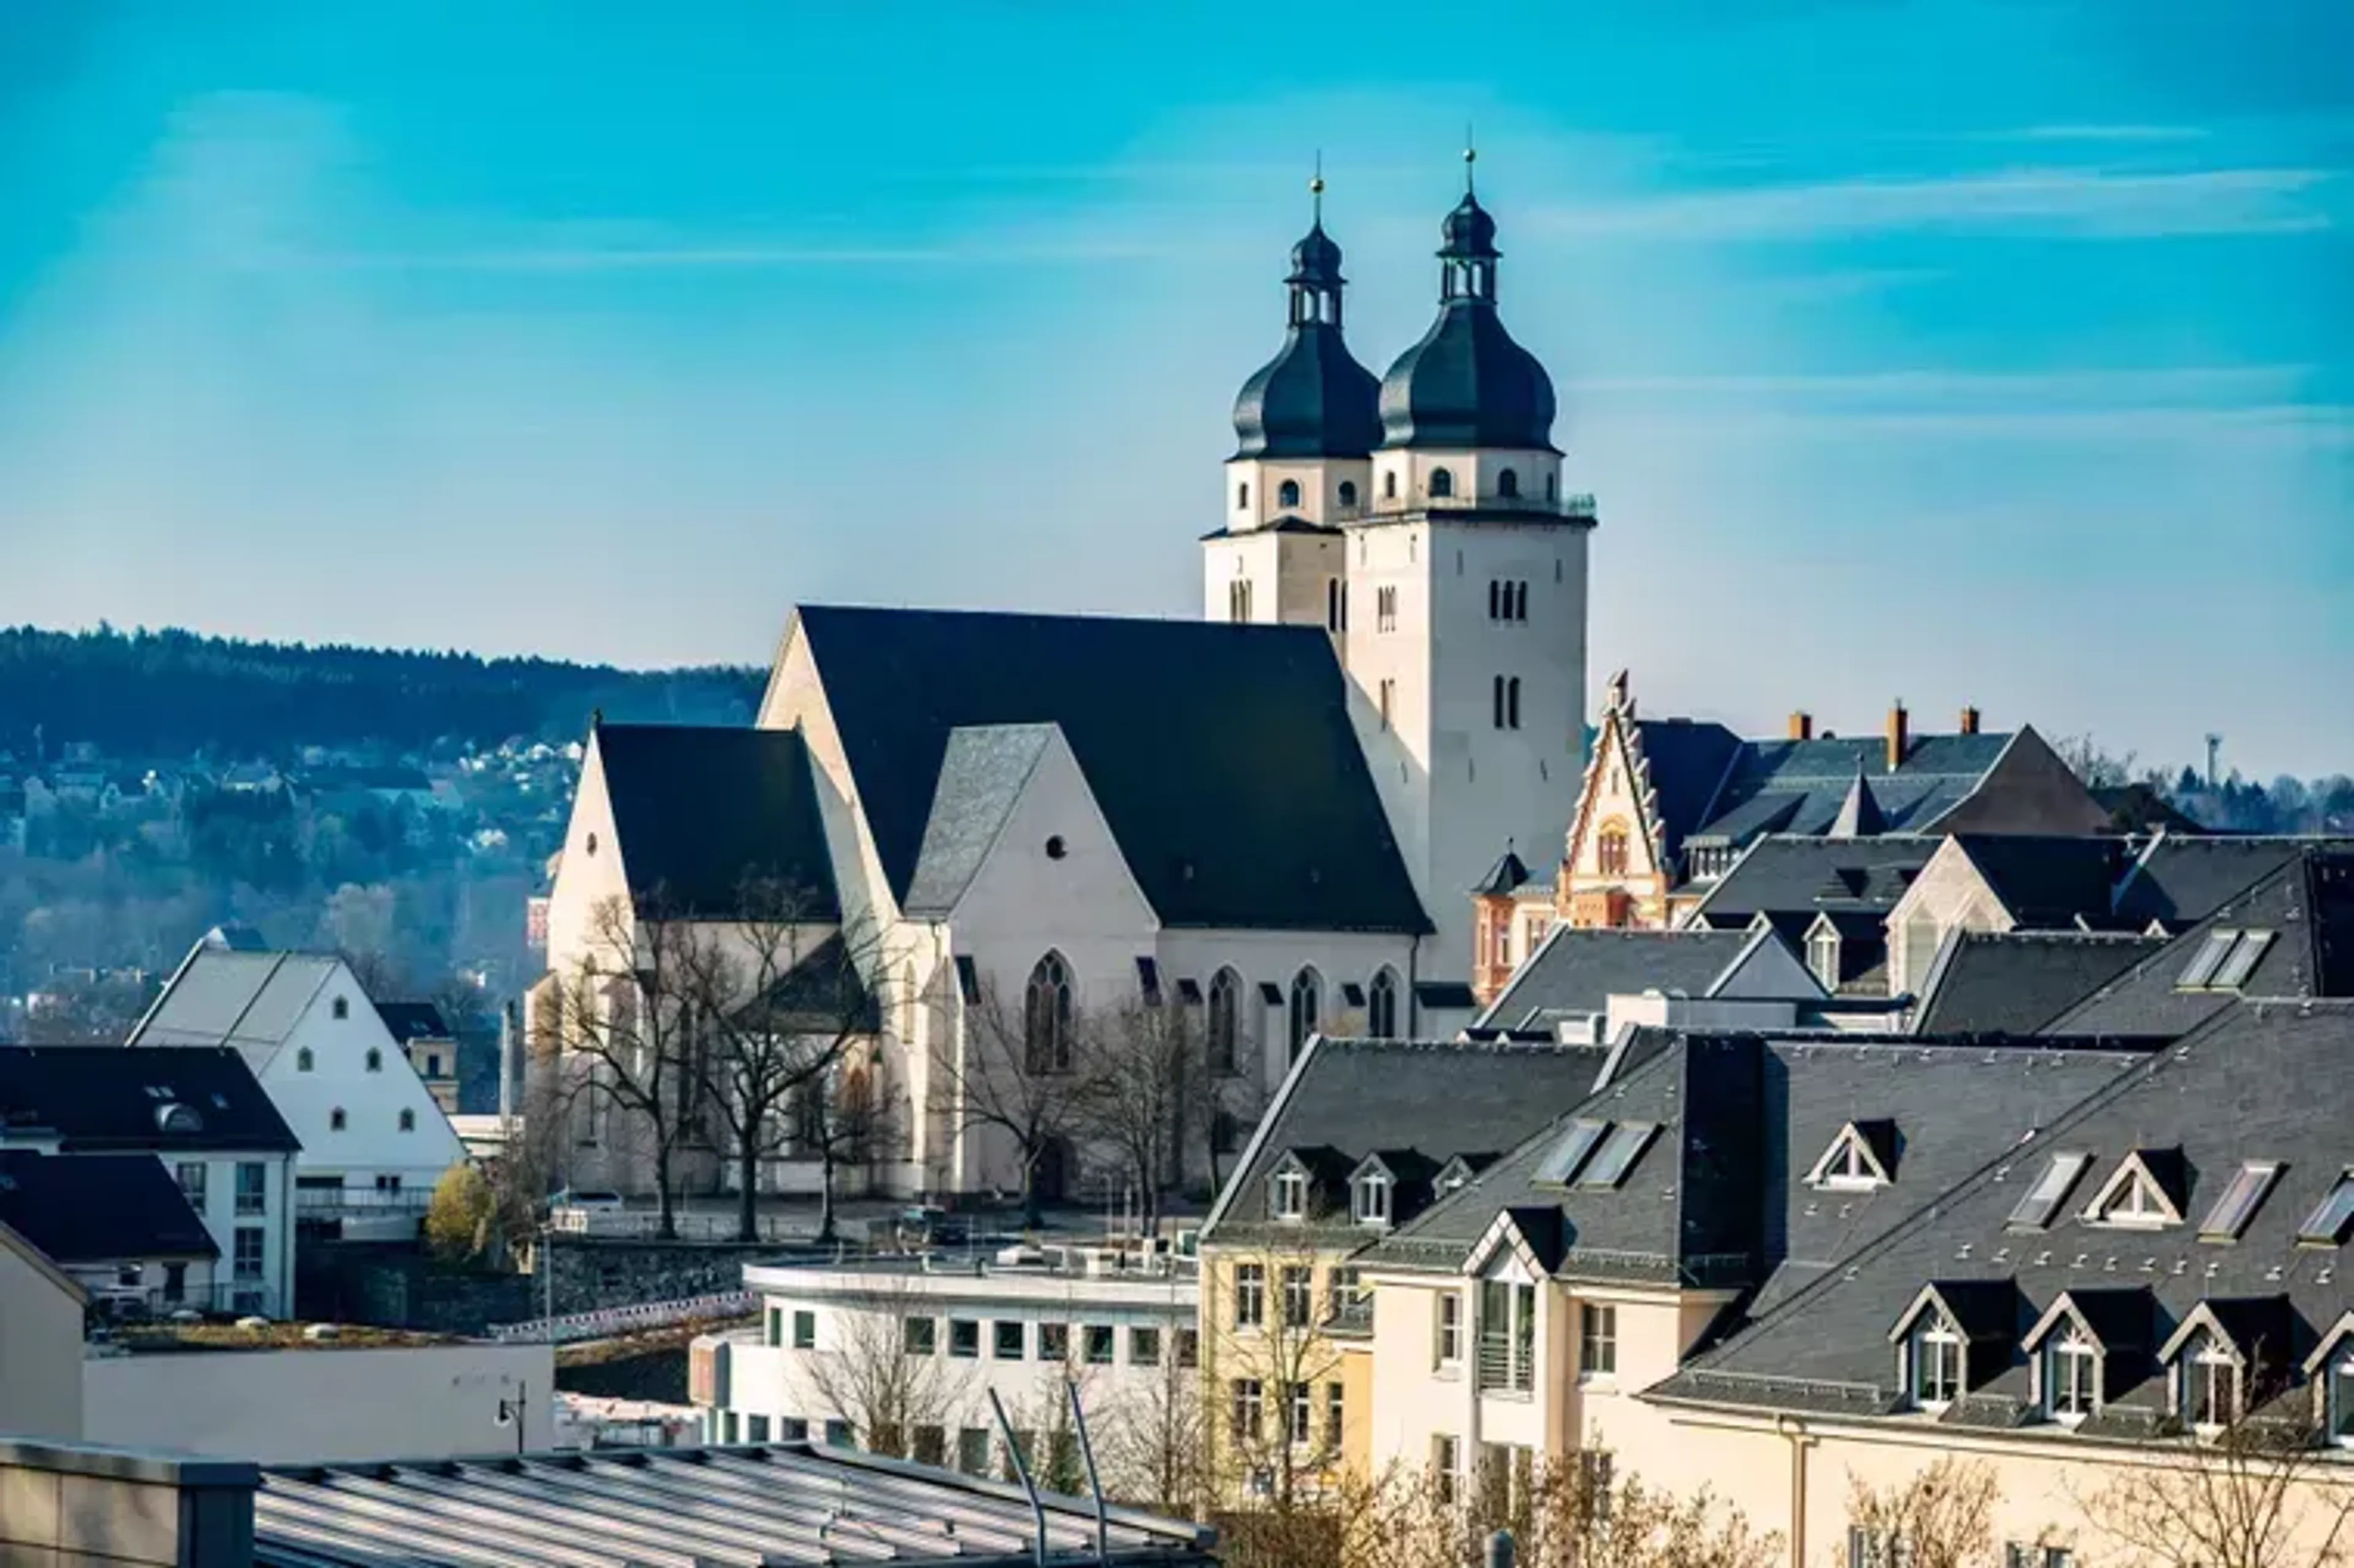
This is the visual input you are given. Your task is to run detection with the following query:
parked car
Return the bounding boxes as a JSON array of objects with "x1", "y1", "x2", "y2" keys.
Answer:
[
  {"x1": 549, "y1": 1189, "x2": 625, "y2": 1213},
  {"x1": 895, "y1": 1205, "x2": 967, "y2": 1248}
]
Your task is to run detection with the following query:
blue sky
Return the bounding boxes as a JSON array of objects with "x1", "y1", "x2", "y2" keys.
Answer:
[{"x1": 1, "y1": 1, "x2": 2348, "y2": 774}]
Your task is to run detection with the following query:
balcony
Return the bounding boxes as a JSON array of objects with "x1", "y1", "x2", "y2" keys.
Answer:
[
  {"x1": 1475, "y1": 1336, "x2": 1533, "y2": 1395},
  {"x1": 1362, "y1": 490, "x2": 1598, "y2": 522}
]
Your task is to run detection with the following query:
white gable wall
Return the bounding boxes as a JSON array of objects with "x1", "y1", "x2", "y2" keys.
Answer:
[{"x1": 259, "y1": 959, "x2": 467, "y2": 1195}]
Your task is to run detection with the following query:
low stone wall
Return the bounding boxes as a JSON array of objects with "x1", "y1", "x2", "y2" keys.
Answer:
[{"x1": 299, "y1": 1238, "x2": 779, "y2": 1335}]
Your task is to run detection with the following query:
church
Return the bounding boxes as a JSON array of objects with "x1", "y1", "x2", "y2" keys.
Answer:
[{"x1": 534, "y1": 161, "x2": 1600, "y2": 1205}]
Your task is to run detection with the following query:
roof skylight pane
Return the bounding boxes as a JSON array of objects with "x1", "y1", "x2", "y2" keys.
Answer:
[
  {"x1": 2197, "y1": 1160, "x2": 2280, "y2": 1241},
  {"x1": 2176, "y1": 929, "x2": 2239, "y2": 990},
  {"x1": 1577, "y1": 1122, "x2": 1658, "y2": 1189},
  {"x1": 2007, "y1": 1150, "x2": 2090, "y2": 1230},
  {"x1": 2297, "y1": 1173, "x2": 2354, "y2": 1247},
  {"x1": 2211, "y1": 929, "x2": 2275, "y2": 991},
  {"x1": 1535, "y1": 1119, "x2": 1608, "y2": 1186}
]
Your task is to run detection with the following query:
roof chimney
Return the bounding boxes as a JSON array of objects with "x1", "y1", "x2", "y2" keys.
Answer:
[
  {"x1": 1788, "y1": 711, "x2": 1813, "y2": 741},
  {"x1": 1886, "y1": 701, "x2": 1909, "y2": 771},
  {"x1": 1959, "y1": 705, "x2": 1981, "y2": 736}
]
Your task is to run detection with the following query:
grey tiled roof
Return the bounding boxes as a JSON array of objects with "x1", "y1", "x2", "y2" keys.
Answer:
[
  {"x1": 131, "y1": 950, "x2": 341, "y2": 1067},
  {"x1": 594, "y1": 725, "x2": 840, "y2": 921},
  {"x1": 0, "y1": 1149, "x2": 218, "y2": 1263},
  {"x1": 1687, "y1": 836, "x2": 1941, "y2": 926},
  {"x1": 0, "y1": 1045, "x2": 298, "y2": 1152},
  {"x1": 1203, "y1": 1037, "x2": 1611, "y2": 1243},
  {"x1": 1655, "y1": 1001, "x2": 2354, "y2": 1434},
  {"x1": 1473, "y1": 927, "x2": 1752, "y2": 1030},
  {"x1": 1686, "y1": 733, "x2": 2015, "y2": 847},
  {"x1": 1912, "y1": 931, "x2": 2167, "y2": 1035},
  {"x1": 798, "y1": 606, "x2": 1429, "y2": 934},
  {"x1": 2114, "y1": 835, "x2": 2353, "y2": 928},
  {"x1": 902, "y1": 725, "x2": 1057, "y2": 918},
  {"x1": 1950, "y1": 834, "x2": 2134, "y2": 927}
]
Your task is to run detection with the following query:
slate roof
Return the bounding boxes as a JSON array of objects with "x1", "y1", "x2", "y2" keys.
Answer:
[
  {"x1": 2042, "y1": 846, "x2": 2354, "y2": 1037},
  {"x1": 129, "y1": 948, "x2": 343, "y2": 1068},
  {"x1": 1355, "y1": 1032, "x2": 2153, "y2": 1303},
  {"x1": 1473, "y1": 927, "x2": 1753, "y2": 1032},
  {"x1": 1232, "y1": 308, "x2": 1384, "y2": 459},
  {"x1": 1653, "y1": 1002, "x2": 2354, "y2": 1434},
  {"x1": 798, "y1": 606, "x2": 1429, "y2": 934},
  {"x1": 0, "y1": 1150, "x2": 218, "y2": 1263},
  {"x1": 1685, "y1": 733, "x2": 2016, "y2": 848},
  {"x1": 1377, "y1": 194, "x2": 1558, "y2": 454},
  {"x1": 593, "y1": 725, "x2": 839, "y2": 920},
  {"x1": 371, "y1": 1001, "x2": 453, "y2": 1045},
  {"x1": 736, "y1": 932, "x2": 881, "y2": 1035},
  {"x1": 1948, "y1": 834, "x2": 2135, "y2": 927},
  {"x1": 1686, "y1": 836, "x2": 1941, "y2": 928},
  {"x1": 0, "y1": 1045, "x2": 299, "y2": 1152},
  {"x1": 903, "y1": 725, "x2": 1057, "y2": 918},
  {"x1": 1203, "y1": 1037, "x2": 1612, "y2": 1243},
  {"x1": 2113, "y1": 835, "x2": 2349, "y2": 929},
  {"x1": 1625, "y1": 718, "x2": 1747, "y2": 867},
  {"x1": 1911, "y1": 931, "x2": 2167, "y2": 1035}
]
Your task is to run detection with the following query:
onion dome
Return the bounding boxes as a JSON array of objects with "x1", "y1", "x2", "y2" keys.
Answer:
[
  {"x1": 1377, "y1": 184, "x2": 1558, "y2": 453},
  {"x1": 1231, "y1": 188, "x2": 1382, "y2": 460}
]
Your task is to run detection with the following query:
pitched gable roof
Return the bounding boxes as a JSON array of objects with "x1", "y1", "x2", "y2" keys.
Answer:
[
  {"x1": 1950, "y1": 834, "x2": 2132, "y2": 927},
  {"x1": 593, "y1": 724, "x2": 839, "y2": 920},
  {"x1": 903, "y1": 725, "x2": 1057, "y2": 918},
  {"x1": 1912, "y1": 931, "x2": 2167, "y2": 1035},
  {"x1": 129, "y1": 948, "x2": 343, "y2": 1067},
  {"x1": 1688, "y1": 836, "x2": 1940, "y2": 927},
  {"x1": 0, "y1": 1045, "x2": 299, "y2": 1152},
  {"x1": 373, "y1": 1001, "x2": 454, "y2": 1045},
  {"x1": 0, "y1": 1150, "x2": 218, "y2": 1263},
  {"x1": 1685, "y1": 732, "x2": 2018, "y2": 848},
  {"x1": 1474, "y1": 927, "x2": 1753, "y2": 1031},
  {"x1": 796, "y1": 606, "x2": 1427, "y2": 933}
]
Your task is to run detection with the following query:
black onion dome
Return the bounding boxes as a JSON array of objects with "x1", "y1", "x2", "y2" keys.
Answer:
[
  {"x1": 1232, "y1": 221, "x2": 1382, "y2": 460},
  {"x1": 1378, "y1": 192, "x2": 1557, "y2": 451}
]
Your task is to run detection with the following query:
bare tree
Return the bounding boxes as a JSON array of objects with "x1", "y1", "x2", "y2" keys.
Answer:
[
  {"x1": 1205, "y1": 1235, "x2": 1350, "y2": 1519},
  {"x1": 1838, "y1": 1457, "x2": 2002, "y2": 1568},
  {"x1": 1099, "y1": 1315, "x2": 1209, "y2": 1513},
  {"x1": 546, "y1": 891, "x2": 709, "y2": 1238},
  {"x1": 930, "y1": 973, "x2": 1094, "y2": 1228},
  {"x1": 692, "y1": 880, "x2": 891, "y2": 1242},
  {"x1": 1076, "y1": 995, "x2": 1198, "y2": 1233},
  {"x1": 796, "y1": 1047, "x2": 898, "y2": 1246},
  {"x1": 2078, "y1": 1418, "x2": 2354, "y2": 1568},
  {"x1": 800, "y1": 1280, "x2": 952, "y2": 1460}
]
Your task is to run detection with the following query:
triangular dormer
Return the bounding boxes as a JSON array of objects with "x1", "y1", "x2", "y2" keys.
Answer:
[
  {"x1": 1349, "y1": 1153, "x2": 1397, "y2": 1228},
  {"x1": 1463, "y1": 1205, "x2": 1564, "y2": 1281},
  {"x1": 1806, "y1": 1119, "x2": 1898, "y2": 1192},
  {"x1": 1827, "y1": 761, "x2": 1889, "y2": 838},
  {"x1": 1266, "y1": 1151, "x2": 1314, "y2": 1223},
  {"x1": 1434, "y1": 1153, "x2": 1493, "y2": 1198},
  {"x1": 2081, "y1": 1149, "x2": 2188, "y2": 1230}
]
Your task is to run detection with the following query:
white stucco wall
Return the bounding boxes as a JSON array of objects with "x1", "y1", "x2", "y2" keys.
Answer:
[
  {"x1": 167, "y1": 1151, "x2": 296, "y2": 1319},
  {"x1": 259, "y1": 964, "x2": 467, "y2": 1194},
  {"x1": 0, "y1": 1234, "x2": 85, "y2": 1441},
  {"x1": 81, "y1": 1342, "x2": 557, "y2": 1462}
]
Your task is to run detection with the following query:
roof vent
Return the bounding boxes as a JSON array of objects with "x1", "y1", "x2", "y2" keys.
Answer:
[{"x1": 154, "y1": 1103, "x2": 204, "y2": 1135}]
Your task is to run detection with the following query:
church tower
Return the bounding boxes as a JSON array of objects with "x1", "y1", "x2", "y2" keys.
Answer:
[
  {"x1": 1344, "y1": 151, "x2": 1595, "y2": 991},
  {"x1": 1203, "y1": 177, "x2": 1381, "y2": 639}
]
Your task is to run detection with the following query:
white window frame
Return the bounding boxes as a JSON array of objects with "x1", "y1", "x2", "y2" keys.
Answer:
[
  {"x1": 1910, "y1": 1315, "x2": 1962, "y2": 1410},
  {"x1": 1354, "y1": 1172, "x2": 1392, "y2": 1227},
  {"x1": 2046, "y1": 1323, "x2": 2098, "y2": 1425},
  {"x1": 1434, "y1": 1291, "x2": 1463, "y2": 1368},
  {"x1": 2179, "y1": 1331, "x2": 2241, "y2": 1434},
  {"x1": 1271, "y1": 1168, "x2": 1306, "y2": 1221}
]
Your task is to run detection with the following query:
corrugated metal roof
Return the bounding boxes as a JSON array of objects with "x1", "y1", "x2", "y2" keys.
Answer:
[{"x1": 254, "y1": 1444, "x2": 1216, "y2": 1568}]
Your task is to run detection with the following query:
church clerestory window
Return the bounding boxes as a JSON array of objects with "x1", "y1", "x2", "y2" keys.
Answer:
[
  {"x1": 1429, "y1": 467, "x2": 1454, "y2": 499},
  {"x1": 1338, "y1": 480, "x2": 1359, "y2": 511},
  {"x1": 1207, "y1": 969, "x2": 1243, "y2": 1075},
  {"x1": 1278, "y1": 479, "x2": 1301, "y2": 509},
  {"x1": 1024, "y1": 952, "x2": 1074, "y2": 1074},
  {"x1": 1367, "y1": 969, "x2": 1400, "y2": 1039},
  {"x1": 1287, "y1": 969, "x2": 1322, "y2": 1067}
]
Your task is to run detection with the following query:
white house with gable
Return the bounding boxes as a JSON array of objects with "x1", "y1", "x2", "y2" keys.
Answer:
[{"x1": 128, "y1": 928, "x2": 465, "y2": 1224}]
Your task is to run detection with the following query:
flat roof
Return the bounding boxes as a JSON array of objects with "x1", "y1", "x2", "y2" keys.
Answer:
[
  {"x1": 740, "y1": 1252, "x2": 1200, "y2": 1309},
  {"x1": 255, "y1": 1443, "x2": 1217, "y2": 1568}
]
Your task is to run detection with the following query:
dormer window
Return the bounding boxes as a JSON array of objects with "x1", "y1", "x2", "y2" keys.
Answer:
[
  {"x1": 2331, "y1": 1351, "x2": 2354, "y2": 1446},
  {"x1": 1808, "y1": 1122, "x2": 1895, "y2": 1193},
  {"x1": 2046, "y1": 1324, "x2": 2099, "y2": 1425},
  {"x1": 2179, "y1": 1330, "x2": 2241, "y2": 1432},
  {"x1": 1910, "y1": 1312, "x2": 1963, "y2": 1410},
  {"x1": 1808, "y1": 926, "x2": 1840, "y2": 990},
  {"x1": 2081, "y1": 1151, "x2": 2183, "y2": 1230},
  {"x1": 1355, "y1": 1172, "x2": 1392, "y2": 1228},
  {"x1": 1271, "y1": 1168, "x2": 1306, "y2": 1222}
]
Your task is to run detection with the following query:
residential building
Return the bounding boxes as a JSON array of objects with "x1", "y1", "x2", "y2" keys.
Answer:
[
  {"x1": 372, "y1": 1000, "x2": 461, "y2": 1114},
  {"x1": 1466, "y1": 922, "x2": 1866, "y2": 1042},
  {"x1": 0, "y1": 1219, "x2": 85, "y2": 1440},
  {"x1": 127, "y1": 929, "x2": 467, "y2": 1227},
  {"x1": 1196, "y1": 1036, "x2": 1614, "y2": 1500},
  {"x1": 532, "y1": 177, "x2": 1610, "y2": 1206},
  {"x1": 0, "y1": 1045, "x2": 299, "y2": 1316},
  {"x1": 0, "y1": 1149, "x2": 218, "y2": 1315},
  {"x1": 693, "y1": 1244, "x2": 1198, "y2": 1495}
]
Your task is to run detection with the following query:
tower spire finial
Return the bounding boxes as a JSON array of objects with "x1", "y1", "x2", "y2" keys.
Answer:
[
  {"x1": 1463, "y1": 126, "x2": 1477, "y2": 196},
  {"x1": 1310, "y1": 150, "x2": 1325, "y2": 224}
]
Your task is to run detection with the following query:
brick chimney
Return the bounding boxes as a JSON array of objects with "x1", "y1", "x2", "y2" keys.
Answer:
[
  {"x1": 1886, "y1": 702, "x2": 1909, "y2": 771},
  {"x1": 1959, "y1": 705, "x2": 1981, "y2": 736},
  {"x1": 1788, "y1": 711, "x2": 1814, "y2": 741}
]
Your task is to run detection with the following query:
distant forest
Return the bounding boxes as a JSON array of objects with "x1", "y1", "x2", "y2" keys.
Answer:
[{"x1": 0, "y1": 626, "x2": 764, "y2": 758}]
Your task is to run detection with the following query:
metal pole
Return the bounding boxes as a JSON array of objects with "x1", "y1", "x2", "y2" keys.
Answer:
[
  {"x1": 987, "y1": 1388, "x2": 1049, "y2": 1568},
  {"x1": 1065, "y1": 1379, "x2": 1109, "y2": 1568},
  {"x1": 516, "y1": 1382, "x2": 527, "y2": 1456}
]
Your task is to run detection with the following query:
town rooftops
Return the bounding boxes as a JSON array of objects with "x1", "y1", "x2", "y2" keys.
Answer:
[
  {"x1": 371, "y1": 1001, "x2": 453, "y2": 1045},
  {"x1": 253, "y1": 1443, "x2": 1219, "y2": 1568},
  {"x1": 1686, "y1": 835, "x2": 1941, "y2": 927},
  {"x1": 0, "y1": 1045, "x2": 298, "y2": 1153},
  {"x1": 794, "y1": 605, "x2": 1430, "y2": 934},
  {"x1": 1911, "y1": 930, "x2": 2168, "y2": 1035},
  {"x1": 0, "y1": 1149, "x2": 216, "y2": 1265},
  {"x1": 128, "y1": 946, "x2": 348, "y2": 1065},
  {"x1": 1471, "y1": 926, "x2": 1756, "y2": 1032}
]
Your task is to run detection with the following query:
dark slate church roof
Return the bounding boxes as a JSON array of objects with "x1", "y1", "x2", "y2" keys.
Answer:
[
  {"x1": 1378, "y1": 194, "x2": 1558, "y2": 452},
  {"x1": 1911, "y1": 931, "x2": 2166, "y2": 1035},
  {"x1": 593, "y1": 725, "x2": 840, "y2": 921},
  {"x1": 0, "y1": 1150, "x2": 218, "y2": 1264},
  {"x1": 1653, "y1": 1002, "x2": 2354, "y2": 1434},
  {"x1": 798, "y1": 606, "x2": 1429, "y2": 934},
  {"x1": 1232, "y1": 297, "x2": 1381, "y2": 460}
]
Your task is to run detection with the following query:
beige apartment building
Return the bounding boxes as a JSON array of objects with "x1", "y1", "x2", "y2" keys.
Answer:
[{"x1": 1230, "y1": 843, "x2": 2354, "y2": 1566}]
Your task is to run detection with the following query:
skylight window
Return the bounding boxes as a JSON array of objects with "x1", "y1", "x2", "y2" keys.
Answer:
[
  {"x1": 1535, "y1": 1119, "x2": 1609, "y2": 1186},
  {"x1": 2176, "y1": 929, "x2": 2239, "y2": 990},
  {"x1": 2211, "y1": 929, "x2": 2274, "y2": 991},
  {"x1": 1577, "y1": 1122, "x2": 1658, "y2": 1190},
  {"x1": 2298, "y1": 1173, "x2": 2354, "y2": 1247},
  {"x1": 2007, "y1": 1151, "x2": 2091, "y2": 1231},
  {"x1": 2197, "y1": 1160, "x2": 2281, "y2": 1243}
]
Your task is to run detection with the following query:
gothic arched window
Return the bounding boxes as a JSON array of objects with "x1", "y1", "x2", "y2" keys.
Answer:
[
  {"x1": 1498, "y1": 467, "x2": 1520, "y2": 498},
  {"x1": 1287, "y1": 969, "x2": 1322, "y2": 1066},
  {"x1": 1278, "y1": 479, "x2": 1301, "y2": 509},
  {"x1": 1368, "y1": 969, "x2": 1400, "y2": 1039},
  {"x1": 1207, "y1": 969, "x2": 1243, "y2": 1075},
  {"x1": 1024, "y1": 951, "x2": 1074, "y2": 1074},
  {"x1": 1429, "y1": 467, "x2": 1455, "y2": 499},
  {"x1": 1598, "y1": 824, "x2": 1631, "y2": 877}
]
